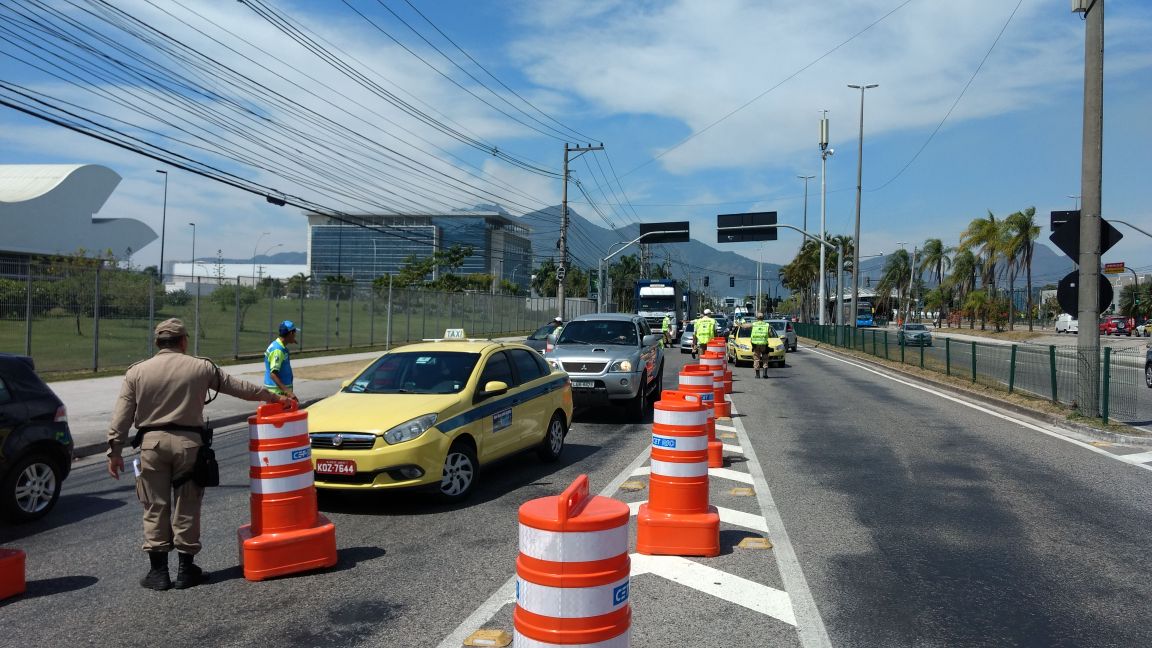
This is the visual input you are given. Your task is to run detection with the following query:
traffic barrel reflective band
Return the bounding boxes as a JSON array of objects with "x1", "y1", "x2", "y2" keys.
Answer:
[
  {"x1": 515, "y1": 475, "x2": 631, "y2": 647},
  {"x1": 650, "y1": 458, "x2": 709, "y2": 478},
  {"x1": 250, "y1": 445, "x2": 312, "y2": 469}
]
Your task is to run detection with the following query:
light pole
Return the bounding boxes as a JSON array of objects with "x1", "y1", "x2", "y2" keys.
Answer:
[
  {"x1": 848, "y1": 82, "x2": 878, "y2": 329},
  {"x1": 155, "y1": 170, "x2": 167, "y2": 284},
  {"x1": 188, "y1": 222, "x2": 196, "y2": 278},
  {"x1": 1066, "y1": 194, "x2": 1081, "y2": 210},
  {"x1": 251, "y1": 231, "x2": 270, "y2": 281},
  {"x1": 797, "y1": 174, "x2": 815, "y2": 241},
  {"x1": 818, "y1": 111, "x2": 833, "y2": 325},
  {"x1": 258, "y1": 243, "x2": 282, "y2": 281}
]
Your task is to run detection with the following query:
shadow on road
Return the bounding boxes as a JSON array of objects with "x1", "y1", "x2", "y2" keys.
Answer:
[
  {"x1": 0, "y1": 575, "x2": 99, "y2": 606},
  {"x1": 0, "y1": 493, "x2": 127, "y2": 544}
]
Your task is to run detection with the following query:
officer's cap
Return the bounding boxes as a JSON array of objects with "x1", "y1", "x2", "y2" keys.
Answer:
[
  {"x1": 703, "y1": 308, "x2": 712, "y2": 315},
  {"x1": 154, "y1": 318, "x2": 187, "y2": 340},
  {"x1": 279, "y1": 320, "x2": 300, "y2": 336}
]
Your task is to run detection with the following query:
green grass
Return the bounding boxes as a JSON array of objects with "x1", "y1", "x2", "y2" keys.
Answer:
[{"x1": 0, "y1": 292, "x2": 542, "y2": 376}]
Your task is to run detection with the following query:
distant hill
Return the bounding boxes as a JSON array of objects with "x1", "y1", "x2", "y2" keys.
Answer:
[
  {"x1": 513, "y1": 205, "x2": 783, "y2": 297},
  {"x1": 856, "y1": 242, "x2": 1073, "y2": 289},
  {"x1": 217, "y1": 251, "x2": 306, "y2": 265}
]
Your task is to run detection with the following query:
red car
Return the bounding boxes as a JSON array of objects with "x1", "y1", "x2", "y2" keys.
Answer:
[{"x1": 1098, "y1": 315, "x2": 1134, "y2": 336}]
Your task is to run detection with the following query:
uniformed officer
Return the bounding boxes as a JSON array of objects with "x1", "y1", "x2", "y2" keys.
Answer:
[
  {"x1": 265, "y1": 320, "x2": 299, "y2": 399},
  {"x1": 107, "y1": 318, "x2": 288, "y2": 591},
  {"x1": 692, "y1": 308, "x2": 717, "y2": 359},
  {"x1": 661, "y1": 313, "x2": 672, "y2": 347},
  {"x1": 750, "y1": 312, "x2": 773, "y2": 379}
]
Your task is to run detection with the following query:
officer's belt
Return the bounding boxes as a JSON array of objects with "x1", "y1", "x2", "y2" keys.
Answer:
[{"x1": 132, "y1": 424, "x2": 209, "y2": 448}]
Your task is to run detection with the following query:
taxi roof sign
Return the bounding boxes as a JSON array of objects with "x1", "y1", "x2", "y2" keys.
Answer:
[{"x1": 443, "y1": 328, "x2": 467, "y2": 339}]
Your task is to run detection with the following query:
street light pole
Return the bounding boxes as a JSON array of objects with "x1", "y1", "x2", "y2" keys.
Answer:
[
  {"x1": 252, "y1": 231, "x2": 270, "y2": 282},
  {"x1": 1066, "y1": 194, "x2": 1082, "y2": 210},
  {"x1": 818, "y1": 111, "x2": 833, "y2": 326},
  {"x1": 848, "y1": 83, "x2": 878, "y2": 329},
  {"x1": 188, "y1": 222, "x2": 196, "y2": 278},
  {"x1": 155, "y1": 170, "x2": 167, "y2": 284}
]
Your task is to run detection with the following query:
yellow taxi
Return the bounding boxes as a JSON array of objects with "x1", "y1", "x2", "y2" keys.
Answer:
[
  {"x1": 307, "y1": 330, "x2": 573, "y2": 502},
  {"x1": 727, "y1": 323, "x2": 786, "y2": 367}
]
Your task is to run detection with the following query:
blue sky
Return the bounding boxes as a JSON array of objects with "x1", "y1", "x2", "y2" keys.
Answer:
[{"x1": 2, "y1": 0, "x2": 1150, "y2": 278}]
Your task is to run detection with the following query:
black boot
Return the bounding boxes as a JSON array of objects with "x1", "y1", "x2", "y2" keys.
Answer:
[
  {"x1": 173, "y1": 552, "x2": 208, "y2": 590},
  {"x1": 755, "y1": 369, "x2": 761, "y2": 379},
  {"x1": 140, "y1": 551, "x2": 172, "y2": 591}
]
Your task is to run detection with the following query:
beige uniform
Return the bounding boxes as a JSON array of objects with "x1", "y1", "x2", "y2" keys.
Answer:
[{"x1": 108, "y1": 350, "x2": 276, "y2": 554}]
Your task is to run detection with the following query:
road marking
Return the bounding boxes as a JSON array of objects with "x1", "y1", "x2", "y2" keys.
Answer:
[
  {"x1": 728, "y1": 402, "x2": 834, "y2": 648},
  {"x1": 1116, "y1": 450, "x2": 1152, "y2": 465},
  {"x1": 723, "y1": 443, "x2": 744, "y2": 453},
  {"x1": 808, "y1": 347, "x2": 1152, "y2": 474},
  {"x1": 716, "y1": 423, "x2": 739, "y2": 433},
  {"x1": 630, "y1": 553, "x2": 796, "y2": 625}
]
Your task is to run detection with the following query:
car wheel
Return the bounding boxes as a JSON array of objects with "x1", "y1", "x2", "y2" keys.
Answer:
[
  {"x1": 1, "y1": 453, "x2": 63, "y2": 523},
  {"x1": 438, "y1": 442, "x2": 478, "y2": 502},
  {"x1": 1146, "y1": 363, "x2": 1152, "y2": 389},
  {"x1": 537, "y1": 412, "x2": 567, "y2": 463},
  {"x1": 629, "y1": 373, "x2": 649, "y2": 422}
]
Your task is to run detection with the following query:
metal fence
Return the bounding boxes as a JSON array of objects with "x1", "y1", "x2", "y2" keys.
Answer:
[
  {"x1": 0, "y1": 261, "x2": 596, "y2": 374},
  {"x1": 796, "y1": 323, "x2": 1148, "y2": 425}
]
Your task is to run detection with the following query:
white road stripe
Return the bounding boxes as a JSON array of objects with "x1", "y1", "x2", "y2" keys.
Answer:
[
  {"x1": 728, "y1": 403, "x2": 834, "y2": 647},
  {"x1": 808, "y1": 347, "x2": 1152, "y2": 474},
  {"x1": 1116, "y1": 450, "x2": 1152, "y2": 464},
  {"x1": 715, "y1": 424, "x2": 739, "y2": 433},
  {"x1": 630, "y1": 554, "x2": 796, "y2": 626},
  {"x1": 723, "y1": 443, "x2": 744, "y2": 454}
]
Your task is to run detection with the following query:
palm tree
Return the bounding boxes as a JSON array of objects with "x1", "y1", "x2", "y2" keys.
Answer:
[
  {"x1": 1002, "y1": 208, "x2": 1041, "y2": 330},
  {"x1": 963, "y1": 290, "x2": 990, "y2": 330},
  {"x1": 919, "y1": 238, "x2": 952, "y2": 326},
  {"x1": 959, "y1": 211, "x2": 1003, "y2": 293},
  {"x1": 875, "y1": 249, "x2": 912, "y2": 323},
  {"x1": 948, "y1": 249, "x2": 977, "y2": 326},
  {"x1": 781, "y1": 241, "x2": 820, "y2": 322},
  {"x1": 827, "y1": 234, "x2": 854, "y2": 322}
]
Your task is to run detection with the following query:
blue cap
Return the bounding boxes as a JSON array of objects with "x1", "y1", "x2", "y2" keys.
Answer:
[{"x1": 278, "y1": 320, "x2": 299, "y2": 336}]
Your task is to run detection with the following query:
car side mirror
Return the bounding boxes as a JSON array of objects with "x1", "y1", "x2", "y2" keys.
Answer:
[
  {"x1": 340, "y1": 379, "x2": 352, "y2": 388},
  {"x1": 642, "y1": 334, "x2": 663, "y2": 347},
  {"x1": 480, "y1": 380, "x2": 509, "y2": 397}
]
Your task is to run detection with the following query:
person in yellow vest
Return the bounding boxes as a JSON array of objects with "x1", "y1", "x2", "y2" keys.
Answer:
[
  {"x1": 661, "y1": 313, "x2": 672, "y2": 347},
  {"x1": 692, "y1": 308, "x2": 716, "y2": 359},
  {"x1": 750, "y1": 312, "x2": 773, "y2": 379}
]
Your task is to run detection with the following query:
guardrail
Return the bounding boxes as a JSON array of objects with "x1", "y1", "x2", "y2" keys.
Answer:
[{"x1": 796, "y1": 323, "x2": 1145, "y2": 424}]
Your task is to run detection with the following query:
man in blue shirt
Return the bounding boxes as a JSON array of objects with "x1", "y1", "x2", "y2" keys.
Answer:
[{"x1": 265, "y1": 320, "x2": 299, "y2": 400}]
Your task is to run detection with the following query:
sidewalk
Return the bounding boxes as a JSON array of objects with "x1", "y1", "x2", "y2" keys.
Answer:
[{"x1": 54, "y1": 351, "x2": 382, "y2": 459}]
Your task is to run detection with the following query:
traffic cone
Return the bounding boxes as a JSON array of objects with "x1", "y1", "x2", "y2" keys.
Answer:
[
  {"x1": 636, "y1": 399, "x2": 720, "y2": 557},
  {"x1": 0, "y1": 548, "x2": 25, "y2": 601},
  {"x1": 515, "y1": 475, "x2": 631, "y2": 647},
  {"x1": 238, "y1": 401, "x2": 337, "y2": 581}
]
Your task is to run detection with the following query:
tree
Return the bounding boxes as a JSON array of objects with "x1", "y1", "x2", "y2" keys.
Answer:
[
  {"x1": 875, "y1": 249, "x2": 912, "y2": 322},
  {"x1": 960, "y1": 211, "x2": 1003, "y2": 294},
  {"x1": 532, "y1": 259, "x2": 558, "y2": 297},
  {"x1": 947, "y1": 249, "x2": 977, "y2": 327},
  {"x1": 1119, "y1": 282, "x2": 1152, "y2": 320},
  {"x1": 286, "y1": 273, "x2": 310, "y2": 298},
  {"x1": 1002, "y1": 208, "x2": 1040, "y2": 331},
  {"x1": 919, "y1": 238, "x2": 952, "y2": 326},
  {"x1": 963, "y1": 290, "x2": 990, "y2": 330}
]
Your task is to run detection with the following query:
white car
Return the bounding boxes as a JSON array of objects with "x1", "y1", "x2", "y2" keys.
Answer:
[{"x1": 1054, "y1": 313, "x2": 1078, "y2": 334}]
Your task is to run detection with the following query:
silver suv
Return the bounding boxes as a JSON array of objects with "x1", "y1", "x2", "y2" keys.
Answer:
[
  {"x1": 544, "y1": 313, "x2": 664, "y2": 420},
  {"x1": 767, "y1": 318, "x2": 797, "y2": 352}
]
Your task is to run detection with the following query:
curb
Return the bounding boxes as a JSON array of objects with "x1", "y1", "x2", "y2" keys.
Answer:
[
  {"x1": 802, "y1": 339, "x2": 1152, "y2": 448},
  {"x1": 70, "y1": 397, "x2": 325, "y2": 460}
]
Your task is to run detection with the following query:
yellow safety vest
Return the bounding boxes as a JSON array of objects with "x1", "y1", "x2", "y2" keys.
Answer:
[
  {"x1": 695, "y1": 317, "x2": 716, "y2": 345},
  {"x1": 750, "y1": 321, "x2": 771, "y2": 345}
]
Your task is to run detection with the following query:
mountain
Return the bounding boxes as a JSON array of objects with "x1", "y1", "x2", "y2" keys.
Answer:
[
  {"x1": 514, "y1": 205, "x2": 782, "y2": 297},
  {"x1": 215, "y1": 251, "x2": 307, "y2": 265},
  {"x1": 856, "y1": 242, "x2": 1073, "y2": 289}
]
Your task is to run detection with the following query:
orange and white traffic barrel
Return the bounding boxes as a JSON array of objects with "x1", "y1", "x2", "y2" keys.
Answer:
[
  {"x1": 637, "y1": 398, "x2": 720, "y2": 557},
  {"x1": 0, "y1": 548, "x2": 25, "y2": 601},
  {"x1": 707, "y1": 338, "x2": 727, "y2": 367},
  {"x1": 238, "y1": 401, "x2": 337, "y2": 581},
  {"x1": 701, "y1": 352, "x2": 731, "y2": 419},
  {"x1": 515, "y1": 474, "x2": 631, "y2": 648}
]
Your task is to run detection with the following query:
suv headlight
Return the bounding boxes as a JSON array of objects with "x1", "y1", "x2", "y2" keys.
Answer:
[
  {"x1": 546, "y1": 358, "x2": 562, "y2": 369},
  {"x1": 609, "y1": 359, "x2": 634, "y2": 372},
  {"x1": 384, "y1": 413, "x2": 437, "y2": 445}
]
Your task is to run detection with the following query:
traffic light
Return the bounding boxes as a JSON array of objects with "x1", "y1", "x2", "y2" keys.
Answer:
[
  {"x1": 703, "y1": 276, "x2": 710, "y2": 287},
  {"x1": 729, "y1": 276, "x2": 735, "y2": 287}
]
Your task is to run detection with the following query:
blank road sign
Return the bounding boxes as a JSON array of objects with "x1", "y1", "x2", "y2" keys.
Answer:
[
  {"x1": 638, "y1": 221, "x2": 690, "y2": 243},
  {"x1": 717, "y1": 212, "x2": 777, "y2": 242}
]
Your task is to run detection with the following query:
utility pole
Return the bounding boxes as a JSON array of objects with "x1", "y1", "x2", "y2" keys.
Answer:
[
  {"x1": 559, "y1": 143, "x2": 603, "y2": 319},
  {"x1": 818, "y1": 111, "x2": 833, "y2": 326},
  {"x1": 1076, "y1": 0, "x2": 1104, "y2": 415}
]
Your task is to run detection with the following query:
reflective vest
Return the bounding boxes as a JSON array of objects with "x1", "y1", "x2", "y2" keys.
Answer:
[
  {"x1": 694, "y1": 317, "x2": 716, "y2": 345},
  {"x1": 750, "y1": 321, "x2": 771, "y2": 345},
  {"x1": 661, "y1": 315, "x2": 671, "y2": 333},
  {"x1": 264, "y1": 338, "x2": 293, "y2": 391}
]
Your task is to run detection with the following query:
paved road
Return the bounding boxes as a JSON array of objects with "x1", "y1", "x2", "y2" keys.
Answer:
[{"x1": 5, "y1": 344, "x2": 1152, "y2": 646}]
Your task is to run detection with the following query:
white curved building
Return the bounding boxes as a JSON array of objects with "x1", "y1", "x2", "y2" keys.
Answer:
[{"x1": 0, "y1": 164, "x2": 156, "y2": 259}]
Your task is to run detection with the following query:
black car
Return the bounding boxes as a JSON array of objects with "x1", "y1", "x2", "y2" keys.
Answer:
[{"x1": 0, "y1": 354, "x2": 74, "y2": 522}]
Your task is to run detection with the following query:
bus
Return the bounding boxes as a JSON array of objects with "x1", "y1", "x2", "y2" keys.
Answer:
[{"x1": 856, "y1": 298, "x2": 875, "y2": 327}]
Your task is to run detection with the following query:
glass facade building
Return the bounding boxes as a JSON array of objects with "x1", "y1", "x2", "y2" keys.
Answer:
[{"x1": 307, "y1": 212, "x2": 532, "y2": 290}]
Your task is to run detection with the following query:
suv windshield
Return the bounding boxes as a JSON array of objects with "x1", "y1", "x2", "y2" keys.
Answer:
[
  {"x1": 345, "y1": 351, "x2": 479, "y2": 394},
  {"x1": 905, "y1": 324, "x2": 928, "y2": 331},
  {"x1": 557, "y1": 320, "x2": 638, "y2": 346}
]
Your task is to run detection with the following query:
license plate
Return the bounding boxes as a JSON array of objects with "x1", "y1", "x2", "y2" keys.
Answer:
[
  {"x1": 571, "y1": 380, "x2": 595, "y2": 389},
  {"x1": 315, "y1": 459, "x2": 356, "y2": 476}
]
